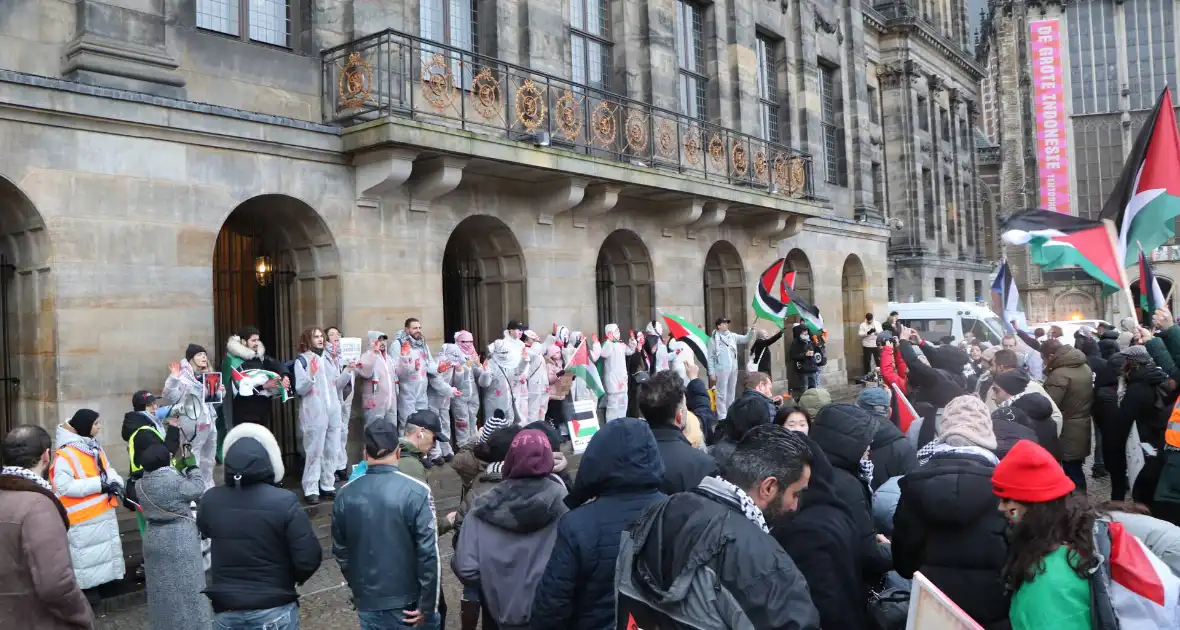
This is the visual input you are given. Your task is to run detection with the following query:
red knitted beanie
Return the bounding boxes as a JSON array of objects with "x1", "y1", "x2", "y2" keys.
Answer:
[{"x1": 992, "y1": 439, "x2": 1076, "y2": 503}]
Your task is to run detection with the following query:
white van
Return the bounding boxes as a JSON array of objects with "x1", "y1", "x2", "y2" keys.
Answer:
[{"x1": 888, "y1": 299, "x2": 1008, "y2": 346}]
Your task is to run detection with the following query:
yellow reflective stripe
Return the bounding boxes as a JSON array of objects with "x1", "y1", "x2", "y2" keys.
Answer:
[{"x1": 128, "y1": 425, "x2": 164, "y2": 474}]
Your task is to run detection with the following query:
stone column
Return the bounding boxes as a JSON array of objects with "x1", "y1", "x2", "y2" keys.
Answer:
[
  {"x1": 846, "y1": 1, "x2": 878, "y2": 221},
  {"x1": 62, "y1": 0, "x2": 185, "y2": 97},
  {"x1": 522, "y1": 0, "x2": 566, "y2": 77}
]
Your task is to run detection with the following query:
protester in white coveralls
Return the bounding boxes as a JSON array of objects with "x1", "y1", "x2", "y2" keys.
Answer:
[
  {"x1": 163, "y1": 343, "x2": 221, "y2": 490},
  {"x1": 292, "y1": 327, "x2": 351, "y2": 504},
  {"x1": 668, "y1": 339, "x2": 693, "y2": 385},
  {"x1": 484, "y1": 335, "x2": 531, "y2": 425},
  {"x1": 562, "y1": 329, "x2": 601, "y2": 406},
  {"x1": 597, "y1": 324, "x2": 636, "y2": 421},
  {"x1": 394, "y1": 318, "x2": 447, "y2": 433},
  {"x1": 524, "y1": 331, "x2": 551, "y2": 423},
  {"x1": 324, "y1": 326, "x2": 355, "y2": 480},
  {"x1": 427, "y1": 343, "x2": 466, "y2": 462},
  {"x1": 639, "y1": 321, "x2": 671, "y2": 375},
  {"x1": 356, "y1": 331, "x2": 399, "y2": 428},
  {"x1": 453, "y1": 330, "x2": 486, "y2": 447},
  {"x1": 708, "y1": 317, "x2": 756, "y2": 420}
]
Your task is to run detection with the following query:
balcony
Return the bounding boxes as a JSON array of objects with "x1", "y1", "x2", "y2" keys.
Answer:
[{"x1": 321, "y1": 30, "x2": 815, "y2": 201}]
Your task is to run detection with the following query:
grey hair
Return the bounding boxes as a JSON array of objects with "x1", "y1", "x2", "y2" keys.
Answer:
[{"x1": 722, "y1": 424, "x2": 813, "y2": 491}]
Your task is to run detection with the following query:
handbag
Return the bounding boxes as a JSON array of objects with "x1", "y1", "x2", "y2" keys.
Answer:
[{"x1": 868, "y1": 585, "x2": 910, "y2": 630}]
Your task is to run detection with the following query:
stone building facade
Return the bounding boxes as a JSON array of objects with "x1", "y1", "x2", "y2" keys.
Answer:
[
  {"x1": 0, "y1": 0, "x2": 903, "y2": 469},
  {"x1": 868, "y1": 1, "x2": 993, "y2": 305},
  {"x1": 978, "y1": 0, "x2": 1180, "y2": 323}
]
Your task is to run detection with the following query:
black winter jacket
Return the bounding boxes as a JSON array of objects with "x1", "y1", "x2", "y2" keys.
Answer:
[
  {"x1": 1121, "y1": 363, "x2": 1171, "y2": 449},
  {"x1": 899, "y1": 340, "x2": 966, "y2": 408},
  {"x1": 750, "y1": 330, "x2": 784, "y2": 375},
  {"x1": 617, "y1": 476, "x2": 820, "y2": 629},
  {"x1": 774, "y1": 436, "x2": 867, "y2": 629},
  {"x1": 893, "y1": 450, "x2": 1011, "y2": 629},
  {"x1": 990, "y1": 407, "x2": 1039, "y2": 459},
  {"x1": 120, "y1": 411, "x2": 180, "y2": 466},
  {"x1": 646, "y1": 378, "x2": 720, "y2": 494},
  {"x1": 789, "y1": 334, "x2": 820, "y2": 374},
  {"x1": 810, "y1": 404, "x2": 892, "y2": 583},
  {"x1": 868, "y1": 416, "x2": 917, "y2": 490},
  {"x1": 710, "y1": 388, "x2": 776, "y2": 470},
  {"x1": 197, "y1": 428, "x2": 322, "y2": 613},
  {"x1": 686, "y1": 378, "x2": 720, "y2": 447},
  {"x1": 530, "y1": 419, "x2": 665, "y2": 630},
  {"x1": 1006, "y1": 393, "x2": 1062, "y2": 461}
]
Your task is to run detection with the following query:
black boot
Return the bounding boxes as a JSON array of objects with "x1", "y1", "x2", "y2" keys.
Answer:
[
  {"x1": 304, "y1": 494, "x2": 320, "y2": 505},
  {"x1": 459, "y1": 599, "x2": 481, "y2": 630}
]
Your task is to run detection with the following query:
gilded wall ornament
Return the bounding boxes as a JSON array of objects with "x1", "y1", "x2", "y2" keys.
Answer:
[
  {"x1": 656, "y1": 120, "x2": 677, "y2": 160},
  {"x1": 683, "y1": 127, "x2": 702, "y2": 165},
  {"x1": 753, "y1": 150, "x2": 768, "y2": 183},
  {"x1": 470, "y1": 67, "x2": 502, "y2": 120},
  {"x1": 707, "y1": 134, "x2": 725, "y2": 171},
  {"x1": 731, "y1": 143, "x2": 749, "y2": 176},
  {"x1": 555, "y1": 90, "x2": 582, "y2": 140},
  {"x1": 515, "y1": 80, "x2": 546, "y2": 132},
  {"x1": 591, "y1": 101, "x2": 617, "y2": 147},
  {"x1": 625, "y1": 111, "x2": 649, "y2": 154},
  {"x1": 337, "y1": 52, "x2": 373, "y2": 110},
  {"x1": 421, "y1": 53, "x2": 457, "y2": 111}
]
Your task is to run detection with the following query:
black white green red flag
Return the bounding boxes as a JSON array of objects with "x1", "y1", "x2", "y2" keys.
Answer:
[
  {"x1": 1099, "y1": 87, "x2": 1180, "y2": 268},
  {"x1": 1001, "y1": 209, "x2": 1123, "y2": 292},
  {"x1": 1139, "y1": 246, "x2": 1167, "y2": 314},
  {"x1": 751, "y1": 258, "x2": 790, "y2": 324},
  {"x1": 660, "y1": 312, "x2": 710, "y2": 372},
  {"x1": 566, "y1": 339, "x2": 605, "y2": 398},
  {"x1": 780, "y1": 276, "x2": 824, "y2": 334}
]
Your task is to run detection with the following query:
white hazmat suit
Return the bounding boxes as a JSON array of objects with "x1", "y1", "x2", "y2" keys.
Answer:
[
  {"x1": 598, "y1": 324, "x2": 636, "y2": 421},
  {"x1": 709, "y1": 326, "x2": 755, "y2": 420},
  {"x1": 293, "y1": 350, "x2": 349, "y2": 497}
]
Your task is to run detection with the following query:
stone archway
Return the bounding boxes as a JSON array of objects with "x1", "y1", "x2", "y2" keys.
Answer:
[
  {"x1": 213, "y1": 195, "x2": 340, "y2": 463},
  {"x1": 0, "y1": 176, "x2": 54, "y2": 435},
  {"x1": 842, "y1": 255, "x2": 868, "y2": 381},
  {"x1": 703, "y1": 241, "x2": 747, "y2": 329},
  {"x1": 596, "y1": 230, "x2": 654, "y2": 335},
  {"x1": 442, "y1": 215, "x2": 527, "y2": 349},
  {"x1": 1053, "y1": 291, "x2": 1098, "y2": 321}
]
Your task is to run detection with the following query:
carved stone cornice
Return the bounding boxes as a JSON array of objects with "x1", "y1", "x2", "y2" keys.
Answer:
[
  {"x1": 571, "y1": 183, "x2": 623, "y2": 228},
  {"x1": 407, "y1": 156, "x2": 467, "y2": 212},
  {"x1": 536, "y1": 177, "x2": 588, "y2": 225}
]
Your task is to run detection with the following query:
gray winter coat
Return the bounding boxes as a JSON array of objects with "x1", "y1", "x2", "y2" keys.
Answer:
[
  {"x1": 452, "y1": 475, "x2": 568, "y2": 628},
  {"x1": 137, "y1": 466, "x2": 211, "y2": 630},
  {"x1": 1110, "y1": 511, "x2": 1180, "y2": 577}
]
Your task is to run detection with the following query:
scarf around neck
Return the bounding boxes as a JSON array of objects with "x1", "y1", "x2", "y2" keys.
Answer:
[
  {"x1": 916, "y1": 439, "x2": 1000, "y2": 467},
  {"x1": 1, "y1": 465, "x2": 53, "y2": 492},
  {"x1": 697, "y1": 475, "x2": 769, "y2": 533}
]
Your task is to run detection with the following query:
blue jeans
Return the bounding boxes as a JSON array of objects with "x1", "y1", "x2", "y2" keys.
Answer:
[
  {"x1": 214, "y1": 602, "x2": 299, "y2": 629},
  {"x1": 357, "y1": 610, "x2": 440, "y2": 630}
]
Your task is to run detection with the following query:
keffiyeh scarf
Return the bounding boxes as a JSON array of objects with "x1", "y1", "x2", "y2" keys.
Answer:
[
  {"x1": 859, "y1": 459, "x2": 876, "y2": 488},
  {"x1": 1, "y1": 465, "x2": 52, "y2": 492},
  {"x1": 699, "y1": 476, "x2": 769, "y2": 533},
  {"x1": 916, "y1": 439, "x2": 1000, "y2": 467}
]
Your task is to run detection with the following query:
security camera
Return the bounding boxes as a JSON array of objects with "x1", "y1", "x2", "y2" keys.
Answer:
[{"x1": 888, "y1": 217, "x2": 904, "y2": 230}]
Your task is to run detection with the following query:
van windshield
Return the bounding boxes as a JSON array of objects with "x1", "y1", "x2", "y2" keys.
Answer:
[{"x1": 962, "y1": 317, "x2": 1006, "y2": 345}]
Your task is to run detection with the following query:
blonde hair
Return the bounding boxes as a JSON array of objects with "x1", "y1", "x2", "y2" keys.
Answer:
[{"x1": 682, "y1": 410, "x2": 705, "y2": 448}]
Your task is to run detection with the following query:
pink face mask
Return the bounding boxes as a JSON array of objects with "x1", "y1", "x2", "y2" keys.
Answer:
[{"x1": 456, "y1": 331, "x2": 477, "y2": 357}]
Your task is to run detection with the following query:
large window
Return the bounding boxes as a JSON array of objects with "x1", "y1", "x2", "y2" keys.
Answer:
[
  {"x1": 934, "y1": 278, "x2": 946, "y2": 299},
  {"x1": 1066, "y1": 0, "x2": 1120, "y2": 115},
  {"x1": 196, "y1": 0, "x2": 292, "y2": 47},
  {"x1": 675, "y1": 1, "x2": 707, "y2": 121},
  {"x1": 964, "y1": 183, "x2": 974, "y2": 247},
  {"x1": 872, "y1": 162, "x2": 884, "y2": 210},
  {"x1": 940, "y1": 107, "x2": 950, "y2": 139},
  {"x1": 945, "y1": 175, "x2": 956, "y2": 244},
  {"x1": 867, "y1": 85, "x2": 879, "y2": 123},
  {"x1": 917, "y1": 95, "x2": 929, "y2": 131},
  {"x1": 421, "y1": 0, "x2": 477, "y2": 82},
  {"x1": 571, "y1": 0, "x2": 611, "y2": 90},
  {"x1": 756, "y1": 36, "x2": 781, "y2": 143},
  {"x1": 820, "y1": 64, "x2": 845, "y2": 185},
  {"x1": 1125, "y1": 0, "x2": 1177, "y2": 110},
  {"x1": 1073, "y1": 117, "x2": 1125, "y2": 219},
  {"x1": 923, "y1": 168, "x2": 935, "y2": 239},
  {"x1": 955, "y1": 279, "x2": 966, "y2": 302}
]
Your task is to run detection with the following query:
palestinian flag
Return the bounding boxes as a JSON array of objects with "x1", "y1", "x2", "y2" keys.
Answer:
[
  {"x1": 567, "y1": 339, "x2": 605, "y2": 398},
  {"x1": 752, "y1": 258, "x2": 790, "y2": 323},
  {"x1": 892, "y1": 383, "x2": 919, "y2": 434},
  {"x1": 781, "y1": 279, "x2": 824, "y2": 334},
  {"x1": 661, "y1": 312, "x2": 710, "y2": 373},
  {"x1": 1001, "y1": 209, "x2": 1123, "y2": 292},
  {"x1": 1103, "y1": 520, "x2": 1180, "y2": 627},
  {"x1": 1139, "y1": 245, "x2": 1167, "y2": 315},
  {"x1": 1100, "y1": 87, "x2": 1180, "y2": 268},
  {"x1": 232, "y1": 368, "x2": 291, "y2": 402}
]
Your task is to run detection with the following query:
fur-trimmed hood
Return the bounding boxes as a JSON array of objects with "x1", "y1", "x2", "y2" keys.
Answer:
[
  {"x1": 222, "y1": 423, "x2": 285, "y2": 485},
  {"x1": 226, "y1": 334, "x2": 265, "y2": 361}
]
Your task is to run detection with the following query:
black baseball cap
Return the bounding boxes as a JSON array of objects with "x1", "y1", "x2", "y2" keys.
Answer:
[
  {"x1": 407, "y1": 409, "x2": 449, "y2": 443},
  {"x1": 715, "y1": 317, "x2": 731, "y2": 326},
  {"x1": 132, "y1": 391, "x2": 156, "y2": 411},
  {"x1": 364, "y1": 420, "x2": 401, "y2": 458}
]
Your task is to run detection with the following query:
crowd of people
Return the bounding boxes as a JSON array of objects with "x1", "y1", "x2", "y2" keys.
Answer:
[{"x1": 6, "y1": 306, "x2": 1180, "y2": 629}]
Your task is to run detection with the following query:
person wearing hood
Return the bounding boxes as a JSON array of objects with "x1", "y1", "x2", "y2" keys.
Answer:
[
  {"x1": 616, "y1": 425, "x2": 820, "y2": 629},
  {"x1": 135, "y1": 443, "x2": 212, "y2": 630},
  {"x1": 523, "y1": 330, "x2": 553, "y2": 425},
  {"x1": 452, "y1": 331, "x2": 489, "y2": 449},
  {"x1": 357, "y1": 330, "x2": 400, "y2": 430},
  {"x1": 637, "y1": 369, "x2": 719, "y2": 494},
  {"x1": 896, "y1": 330, "x2": 970, "y2": 408},
  {"x1": 986, "y1": 349, "x2": 1064, "y2": 429},
  {"x1": 292, "y1": 327, "x2": 352, "y2": 504},
  {"x1": 1039, "y1": 339, "x2": 1094, "y2": 491},
  {"x1": 709, "y1": 371, "x2": 777, "y2": 468},
  {"x1": 991, "y1": 406, "x2": 1039, "y2": 459},
  {"x1": 773, "y1": 432, "x2": 867, "y2": 629},
  {"x1": 1119, "y1": 344, "x2": 1171, "y2": 451},
  {"x1": 795, "y1": 387, "x2": 831, "y2": 418},
  {"x1": 529, "y1": 418, "x2": 665, "y2": 630},
  {"x1": 809, "y1": 403, "x2": 893, "y2": 584},
  {"x1": 1077, "y1": 336, "x2": 1109, "y2": 478},
  {"x1": 708, "y1": 317, "x2": 756, "y2": 420},
  {"x1": 597, "y1": 324, "x2": 637, "y2": 421},
  {"x1": 52, "y1": 409, "x2": 125, "y2": 594},
  {"x1": 325, "y1": 326, "x2": 356, "y2": 480},
  {"x1": 427, "y1": 343, "x2": 469, "y2": 463},
  {"x1": 484, "y1": 335, "x2": 532, "y2": 426},
  {"x1": 198, "y1": 423, "x2": 321, "y2": 628},
  {"x1": 857, "y1": 387, "x2": 917, "y2": 490},
  {"x1": 452, "y1": 429, "x2": 569, "y2": 630},
  {"x1": 789, "y1": 323, "x2": 822, "y2": 396},
  {"x1": 222, "y1": 326, "x2": 290, "y2": 428},
  {"x1": 395, "y1": 318, "x2": 448, "y2": 433},
  {"x1": 639, "y1": 320, "x2": 672, "y2": 375},
  {"x1": 122, "y1": 391, "x2": 181, "y2": 542},
  {"x1": 992, "y1": 370, "x2": 1061, "y2": 461},
  {"x1": 163, "y1": 343, "x2": 222, "y2": 490},
  {"x1": 562, "y1": 330, "x2": 601, "y2": 406},
  {"x1": 893, "y1": 395, "x2": 1011, "y2": 629}
]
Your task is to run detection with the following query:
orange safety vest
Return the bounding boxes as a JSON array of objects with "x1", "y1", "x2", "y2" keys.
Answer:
[
  {"x1": 52, "y1": 445, "x2": 118, "y2": 526},
  {"x1": 1167, "y1": 398, "x2": 1180, "y2": 451}
]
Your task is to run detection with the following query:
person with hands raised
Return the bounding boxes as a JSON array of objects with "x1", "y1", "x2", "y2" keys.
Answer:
[
  {"x1": 293, "y1": 327, "x2": 351, "y2": 505},
  {"x1": 708, "y1": 317, "x2": 757, "y2": 421},
  {"x1": 163, "y1": 343, "x2": 221, "y2": 490},
  {"x1": 599, "y1": 324, "x2": 636, "y2": 421}
]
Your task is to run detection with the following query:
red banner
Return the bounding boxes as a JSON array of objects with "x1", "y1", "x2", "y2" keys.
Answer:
[{"x1": 1029, "y1": 19, "x2": 1072, "y2": 215}]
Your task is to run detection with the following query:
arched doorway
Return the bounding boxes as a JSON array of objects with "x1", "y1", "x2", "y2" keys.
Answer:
[
  {"x1": 842, "y1": 255, "x2": 868, "y2": 381},
  {"x1": 1053, "y1": 291, "x2": 1099, "y2": 321},
  {"x1": 442, "y1": 216, "x2": 527, "y2": 349},
  {"x1": 596, "y1": 230, "x2": 654, "y2": 335},
  {"x1": 703, "y1": 241, "x2": 747, "y2": 329},
  {"x1": 213, "y1": 195, "x2": 340, "y2": 466},
  {"x1": 0, "y1": 176, "x2": 54, "y2": 435},
  {"x1": 782, "y1": 248, "x2": 813, "y2": 386}
]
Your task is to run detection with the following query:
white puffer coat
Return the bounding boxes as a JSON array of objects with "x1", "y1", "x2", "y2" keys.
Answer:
[{"x1": 52, "y1": 424, "x2": 126, "y2": 589}]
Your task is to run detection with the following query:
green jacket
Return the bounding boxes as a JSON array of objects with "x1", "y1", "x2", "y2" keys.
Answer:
[
  {"x1": 1146, "y1": 326, "x2": 1180, "y2": 381},
  {"x1": 397, "y1": 439, "x2": 428, "y2": 484},
  {"x1": 1009, "y1": 546, "x2": 1091, "y2": 630},
  {"x1": 1043, "y1": 347, "x2": 1094, "y2": 462}
]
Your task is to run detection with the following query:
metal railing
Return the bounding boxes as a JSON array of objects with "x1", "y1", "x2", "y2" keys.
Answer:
[{"x1": 322, "y1": 29, "x2": 815, "y2": 199}]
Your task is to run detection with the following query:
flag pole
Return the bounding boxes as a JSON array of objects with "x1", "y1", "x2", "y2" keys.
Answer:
[{"x1": 1104, "y1": 219, "x2": 1138, "y2": 318}]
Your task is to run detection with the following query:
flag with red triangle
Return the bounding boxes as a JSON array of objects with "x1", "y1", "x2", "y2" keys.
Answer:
[
  {"x1": 567, "y1": 339, "x2": 605, "y2": 399},
  {"x1": 892, "y1": 383, "x2": 919, "y2": 433},
  {"x1": 1000, "y1": 209, "x2": 1123, "y2": 293},
  {"x1": 751, "y1": 258, "x2": 790, "y2": 323},
  {"x1": 1100, "y1": 87, "x2": 1180, "y2": 268}
]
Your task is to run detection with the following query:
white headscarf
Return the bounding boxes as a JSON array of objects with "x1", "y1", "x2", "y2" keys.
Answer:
[{"x1": 605, "y1": 323, "x2": 621, "y2": 341}]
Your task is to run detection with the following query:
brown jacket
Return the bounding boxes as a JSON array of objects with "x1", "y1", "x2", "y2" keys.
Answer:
[
  {"x1": 1043, "y1": 346, "x2": 1095, "y2": 462},
  {"x1": 0, "y1": 474, "x2": 94, "y2": 629}
]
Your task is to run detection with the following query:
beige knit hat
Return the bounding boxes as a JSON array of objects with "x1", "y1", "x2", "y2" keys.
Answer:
[{"x1": 939, "y1": 395, "x2": 998, "y2": 451}]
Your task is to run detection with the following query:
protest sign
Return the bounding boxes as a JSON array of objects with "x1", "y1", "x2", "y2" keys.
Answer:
[
  {"x1": 340, "y1": 337, "x2": 363, "y2": 364},
  {"x1": 906, "y1": 571, "x2": 983, "y2": 629},
  {"x1": 567, "y1": 399, "x2": 601, "y2": 454}
]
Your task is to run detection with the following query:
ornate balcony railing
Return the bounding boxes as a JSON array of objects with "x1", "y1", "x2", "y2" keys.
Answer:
[{"x1": 322, "y1": 29, "x2": 815, "y2": 200}]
